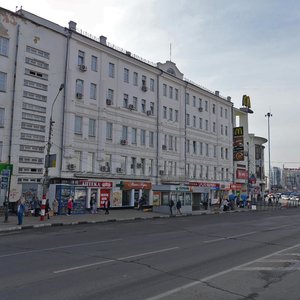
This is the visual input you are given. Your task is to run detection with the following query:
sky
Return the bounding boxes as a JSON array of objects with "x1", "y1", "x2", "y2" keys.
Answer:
[{"x1": 2, "y1": 0, "x2": 300, "y2": 169}]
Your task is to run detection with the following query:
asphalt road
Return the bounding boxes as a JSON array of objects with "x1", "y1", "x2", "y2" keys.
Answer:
[{"x1": 1, "y1": 209, "x2": 300, "y2": 300}]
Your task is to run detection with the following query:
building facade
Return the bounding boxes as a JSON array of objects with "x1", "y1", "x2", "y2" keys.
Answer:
[{"x1": 0, "y1": 7, "x2": 265, "y2": 212}]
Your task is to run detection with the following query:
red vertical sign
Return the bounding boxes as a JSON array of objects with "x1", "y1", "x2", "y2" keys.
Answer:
[{"x1": 100, "y1": 189, "x2": 110, "y2": 208}]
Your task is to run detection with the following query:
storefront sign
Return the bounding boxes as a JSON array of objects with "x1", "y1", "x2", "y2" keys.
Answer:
[
  {"x1": 78, "y1": 180, "x2": 112, "y2": 188},
  {"x1": 236, "y1": 169, "x2": 248, "y2": 179},
  {"x1": 230, "y1": 183, "x2": 243, "y2": 190},
  {"x1": 122, "y1": 181, "x2": 152, "y2": 190},
  {"x1": 189, "y1": 182, "x2": 220, "y2": 188},
  {"x1": 100, "y1": 189, "x2": 110, "y2": 207},
  {"x1": 153, "y1": 192, "x2": 161, "y2": 206},
  {"x1": 175, "y1": 186, "x2": 192, "y2": 192}
]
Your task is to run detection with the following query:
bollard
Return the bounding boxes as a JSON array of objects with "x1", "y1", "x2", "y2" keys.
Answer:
[{"x1": 40, "y1": 195, "x2": 46, "y2": 221}]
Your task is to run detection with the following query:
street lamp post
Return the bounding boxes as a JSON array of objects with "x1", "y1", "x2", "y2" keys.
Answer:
[
  {"x1": 265, "y1": 112, "x2": 272, "y2": 193},
  {"x1": 42, "y1": 84, "x2": 64, "y2": 197}
]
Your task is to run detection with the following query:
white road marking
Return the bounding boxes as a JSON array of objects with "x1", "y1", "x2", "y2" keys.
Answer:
[
  {"x1": 203, "y1": 231, "x2": 257, "y2": 244},
  {"x1": 145, "y1": 243, "x2": 300, "y2": 300},
  {"x1": 0, "y1": 239, "x2": 122, "y2": 258},
  {"x1": 53, "y1": 246, "x2": 179, "y2": 274}
]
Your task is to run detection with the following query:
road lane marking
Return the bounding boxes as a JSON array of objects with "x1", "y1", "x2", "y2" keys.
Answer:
[
  {"x1": 145, "y1": 243, "x2": 300, "y2": 300},
  {"x1": 0, "y1": 238, "x2": 122, "y2": 258},
  {"x1": 53, "y1": 246, "x2": 179, "y2": 274},
  {"x1": 203, "y1": 231, "x2": 257, "y2": 244}
]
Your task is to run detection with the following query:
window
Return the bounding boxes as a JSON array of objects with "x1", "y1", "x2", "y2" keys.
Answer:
[
  {"x1": 91, "y1": 56, "x2": 97, "y2": 71},
  {"x1": 0, "y1": 37, "x2": 9, "y2": 56},
  {"x1": 150, "y1": 78, "x2": 155, "y2": 91},
  {"x1": 225, "y1": 108, "x2": 228, "y2": 119},
  {"x1": 25, "y1": 68, "x2": 48, "y2": 80},
  {"x1": 169, "y1": 86, "x2": 173, "y2": 99},
  {"x1": 175, "y1": 88, "x2": 179, "y2": 100},
  {"x1": 141, "y1": 99, "x2": 146, "y2": 113},
  {"x1": 90, "y1": 83, "x2": 96, "y2": 100},
  {"x1": 225, "y1": 148, "x2": 229, "y2": 160},
  {"x1": 199, "y1": 117, "x2": 203, "y2": 129},
  {"x1": 78, "y1": 50, "x2": 85, "y2": 65},
  {"x1": 106, "y1": 122, "x2": 113, "y2": 140},
  {"x1": 142, "y1": 75, "x2": 147, "y2": 88},
  {"x1": 131, "y1": 157, "x2": 136, "y2": 175},
  {"x1": 109, "y1": 62, "x2": 115, "y2": 78},
  {"x1": 175, "y1": 110, "x2": 179, "y2": 122},
  {"x1": 132, "y1": 128, "x2": 137, "y2": 144},
  {"x1": 193, "y1": 116, "x2": 196, "y2": 127},
  {"x1": 206, "y1": 143, "x2": 209, "y2": 156},
  {"x1": 75, "y1": 116, "x2": 83, "y2": 134},
  {"x1": 185, "y1": 93, "x2": 189, "y2": 104},
  {"x1": 107, "y1": 89, "x2": 114, "y2": 101},
  {"x1": 122, "y1": 126, "x2": 128, "y2": 140},
  {"x1": 26, "y1": 45, "x2": 49, "y2": 59},
  {"x1": 74, "y1": 151, "x2": 82, "y2": 171},
  {"x1": 221, "y1": 147, "x2": 224, "y2": 159},
  {"x1": 123, "y1": 94, "x2": 128, "y2": 108},
  {"x1": 149, "y1": 159, "x2": 153, "y2": 175},
  {"x1": 221, "y1": 124, "x2": 224, "y2": 135},
  {"x1": 220, "y1": 107, "x2": 223, "y2": 117},
  {"x1": 205, "y1": 120, "x2": 208, "y2": 131},
  {"x1": 0, "y1": 72, "x2": 7, "y2": 92},
  {"x1": 212, "y1": 104, "x2": 216, "y2": 114},
  {"x1": 140, "y1": 129, "x2": 146, "y2": 145},
  {"x1": 133, "y1": 72, "x2": 138, "y2": 86},
  {"x1": 200, "y1": 142, "x2": 203, "y2": 155},
  {"x1": 225, "y1": 126, "x2": 228, "y2": 136},
  {"x1": 174, "y1": 137, "x2": 178, "y2": 151},
  {"x1": 124, "y1": 68, "x2": 129, "y2": 83},
  {"x1": 87, "y1": 152, "x2": 94, "y2": 172},
  {"x1": 193, "y1": 141, "x2": 197, "y2": 154},
  {"x1": 205, "y1": 100, "x2": 208, "y2": 111},
  {"x1": 23, "y1": 91, "x2": 47, "y2": 102},
  {"x1": 76, "y1": 79, "x2": 84, "y2": 94},
  {"x1": 205, "y1": 166, "x2": 209, "y2": 179},
  {"x1": 168, "y1": 136, "x2": 173, "y2": 150},
  {"x1": 214, "y1": 145, "x2": 217, "y2": 158},
  {"x1": 169, "y1": 108, "x2": 173, "y2": 121},
  {"x1": 133, "y1": 97, "x2": 138, "y2": 110},
  {"x1": 150, "y1": 102, "x2": 154, "y2": 115},
  {"x1": 141, "y1": 158, "x2": 145, "y2": 175},
  {"x1": 186, "y1": 139, "x2": 190, "y2": 153},
  {"x1": 213, "y1": 122, "x2": 216, "y2": 133},
  {"x1": 199, "y1": 98, "x2": 202, "y2": 108},
  {"x1": 163, "y1": 106, "x2": 167, "y2": 119},
  {"x1": 186, "y1": 114, "x2": 190, "y2": 126},
  {"x1": 163, "y1": 84, "x2": 167, "y2": 96},
  {"x1": 0, "y1": 108, "x2": 4, "y2": 126},
  {"x1": 214, "y1": 167, "x2": 217, "y2": 180},
  {"x1": 24, "y1": 79, "x2": 47, "y2": 91},
  {"x1": 149, "y1": 131, "x2": 154, "y2": 147},
  {"x1": 89, "y1": 119, "x2": 96, "y2": 137},
  {"x1": 193, "y1": 96, "x2": 196, "y2": 107},
  {"x1": 25, "y1": 57, "x2": 49, "y2": 70}
]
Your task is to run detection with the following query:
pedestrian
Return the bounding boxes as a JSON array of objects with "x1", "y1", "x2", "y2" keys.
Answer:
[
  {"x1": 17, "y1": 198, "x2": 26, "y2": 225},
  {"x1": 53, "y1": 198, "x2": 59, "y2": 215},
  {"x1": 67, "y1": 197, "x2": 73, "y2": 215},
  {"x1": 168, "y1": 199, "x2": 174, "y2": 215},
  {"x1": 104, "y1": 199, "x2": 110, "y2": 214},
  {"x1": 138, "y1": 196, "x2": 144, "y2": 210},
  {"x1": 45, "y1": 199, "x2": 51, "y2": 219},
  {"x1": 92, "y1": 198, "x2": 98, "y2": 214},
  {"x1": 176, "y1": 199, "x2": 182, "y2": 214}
]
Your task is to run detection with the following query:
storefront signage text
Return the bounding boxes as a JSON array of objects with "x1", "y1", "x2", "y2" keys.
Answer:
[{"x1": 78, "y1": 180, "x2": 112, "y2": 188}]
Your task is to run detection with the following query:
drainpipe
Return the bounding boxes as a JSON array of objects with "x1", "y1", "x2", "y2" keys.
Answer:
[{"x1": 184, "y1": 82, "x2": 188, "y2": 181}]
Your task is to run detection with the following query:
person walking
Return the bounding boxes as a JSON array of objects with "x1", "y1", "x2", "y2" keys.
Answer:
[
  {"x1": 53, "y1": 198, "x2": 59, "y2": 216},
  {"x1": 176, "y1": 199, "x2": 182, "y2": 215},
  {"x1": 168, "y1": 199, "x2": 174, "y2": 215},
  {"x1": 92, "y1": 198, "x2": 97, "y2": 214},
  {"x1": 104, "y1": 199, "x2": 110, "y2": 215},
  {"x1": 45, "y1": 199, "x2": 51, "y2": 219},
  {"x1": 67, "y1": 197, "x2": 73, "y2": 215},
  {"x1": 17, "y1": 198, "x2": 26, "y2": 225}
]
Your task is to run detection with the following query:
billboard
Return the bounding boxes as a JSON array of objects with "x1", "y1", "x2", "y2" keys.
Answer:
[{"x1": 233, "y1": 127, "x2": 244, "y2": 161}]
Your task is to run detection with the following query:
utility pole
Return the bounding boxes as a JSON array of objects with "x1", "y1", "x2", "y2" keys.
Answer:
[
  {"x1": 265, "y1": 112, "x2": 272, "y2": 193},
  {"x1": 42, "y1": 84, "x2": 64, "y2": 197}
]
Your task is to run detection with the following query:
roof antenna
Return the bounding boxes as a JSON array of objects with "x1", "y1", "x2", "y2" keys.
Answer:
[
  {"x1": 169, "y1": 43, "x2": 172, "y2": 61},
  {"x1": 15, "y1": 6, "x2": 18, "y2": 12}
]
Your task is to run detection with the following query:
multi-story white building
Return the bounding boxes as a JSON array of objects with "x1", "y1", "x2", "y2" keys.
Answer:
[{"x1": 0, "y1": 7, "x2": 263, "y2": 213}]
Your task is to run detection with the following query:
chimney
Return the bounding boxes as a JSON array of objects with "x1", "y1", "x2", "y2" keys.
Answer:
[
  {"x1": 100, "y1": 35, "x2": 107, "y2": 45},
  {"x1": 227, "y1": 96, "x2": 231, "y2": 101},
  {"x1": 215, "y1": 90, "x2": 220, "y2": 96},
  {"x1": 68, "y1": 21, "x2": 77, "y2": 31}
]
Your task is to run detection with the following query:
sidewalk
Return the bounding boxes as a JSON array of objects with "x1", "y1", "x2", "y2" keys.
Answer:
[{"x1": 0, "y1": 205, "x2": 286, "y2": 233}]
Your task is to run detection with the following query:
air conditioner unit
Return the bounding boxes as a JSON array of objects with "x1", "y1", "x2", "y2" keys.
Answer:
[
  {"x1": 159, "y1": 170, "x2": 165, "y2": 175},
  {"x1": 76, "y1": 93, "x2": 83, "y2": 99},
  {"x1": 141, "y1": 85, "x2": 148, "y2": 92},
  {"x1": 106, "y1": 99, "x2": 112, "y2": 105},
  {"x1": 67, "y1": 163, "x2": 76, "y2": 171},
  {"x1": 100, "y1": 166, "x2": 107, "y2": 172},
  {"x1": 146, "y1": 110, "x2": 152, "y2": 116},
  {"x1": 136, "y1": 163, "x2": 142, "y2": 169},
  {"x1": 120, "y1": 139, "x2": 128, "y2": 145},
  {"x1": 128, "y1": 104, "x2": 135, "y2": 110},
  {"x1": 116, "y1": 167, "x2": 123, "y2": 173},
  {"x1": 162, "y1": 145, "x2": 167, "y2": 150},
  {"x1": 78, "y1": 64, "x2": 87, "y2": 72},
  {"x1": 198, "y1": 107, "x2": 203, "y2": 112}
]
